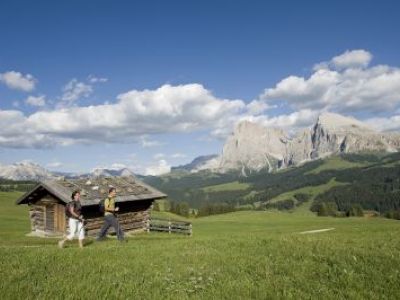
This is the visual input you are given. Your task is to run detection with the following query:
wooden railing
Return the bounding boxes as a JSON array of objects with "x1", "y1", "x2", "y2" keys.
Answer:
[{"x1": 148, "y1": 218, "x2": 192, "y2": 236}]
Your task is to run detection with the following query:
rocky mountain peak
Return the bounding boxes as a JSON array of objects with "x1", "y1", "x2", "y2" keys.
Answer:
[
  {"x1": 0, "y1": 161, "x2": 54, "y2": 181},
  {"x1": 316, "y1": 112, "x2": 373, "y2": 133},
  {"x1": 90, "y1": 167, "x2": 135, "y2": 178},
  {"x1": 171, "y1": 155, "x2": 219, "y2": 173},
  {"x1": 13, "y1": 160, "x2": 40, "y2": 167},
  {"x1": 216, "y1": 113, "x2": 400, "y2": 174},
  {"x1": 220, "y1": 121, "x2": 289, "y2": 174},
  {"x1": 234, "y1": 120, "x2": 287, "y2": 138}
]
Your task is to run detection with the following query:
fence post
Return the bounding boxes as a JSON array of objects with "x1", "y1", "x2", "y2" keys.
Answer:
[
  {"x1": 168, "y1": 221, "x2": 171, "y2": 234},
  {"x1": 189, "y1": 224, "x2": 192, "y2": 236}
]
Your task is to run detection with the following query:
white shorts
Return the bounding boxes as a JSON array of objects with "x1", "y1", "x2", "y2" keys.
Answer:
[{"x1": 67, "y1": 218, "x2": 85, "y2": 240}]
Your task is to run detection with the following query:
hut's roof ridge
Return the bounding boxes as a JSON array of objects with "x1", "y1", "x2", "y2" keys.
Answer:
[{"x1": 16, "y1": 176, "x2": 166, "y2": 206}]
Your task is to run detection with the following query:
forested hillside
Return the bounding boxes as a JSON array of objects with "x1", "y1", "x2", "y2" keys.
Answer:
[
  {"x1": 0, "y1": 179, "x2": 36, "y2": 192},
  {"x1": 145, "y1": 152, "x2": 400, "y2": 217}
]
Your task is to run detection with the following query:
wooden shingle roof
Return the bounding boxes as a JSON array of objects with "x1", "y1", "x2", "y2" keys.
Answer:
[{"x1": 16, "y1": 176, "x2": 167, "y2": 206}]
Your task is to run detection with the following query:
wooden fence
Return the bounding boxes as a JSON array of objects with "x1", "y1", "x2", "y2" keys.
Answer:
[{"x1": 148, "y1": 218, "x2": 192, "y2": 236}]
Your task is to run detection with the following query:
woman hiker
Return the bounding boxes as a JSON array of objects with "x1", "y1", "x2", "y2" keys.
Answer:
[{"x1": 58, "y1": 190, "x2": 85, "y2": 248}]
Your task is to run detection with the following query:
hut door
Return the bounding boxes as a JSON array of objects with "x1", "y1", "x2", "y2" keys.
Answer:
[
  {"x1": 45, "y1": 204, "x2": 55, "y2": 231},
  {"x1": 54, "y1": 204, "x2": 66, "y2": 233},
  {"x1": 44, "y1": 203, "x2": 65, "y2": 233}
]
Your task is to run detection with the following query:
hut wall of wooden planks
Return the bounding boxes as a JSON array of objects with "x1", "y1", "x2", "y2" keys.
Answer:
[{"x1": 28, "y1": 195, "x2": 66, "y2": 236}]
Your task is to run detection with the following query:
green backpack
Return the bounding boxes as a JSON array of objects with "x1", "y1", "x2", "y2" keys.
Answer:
[{"x1": 99, "y1": 198, "x2": 107, "y2": 213}]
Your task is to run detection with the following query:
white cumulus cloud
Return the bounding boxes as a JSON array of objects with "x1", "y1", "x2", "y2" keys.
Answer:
[
  {"x1": 238, "y1": 109, "x2": 320, "y2": 134},
  {"x1": 365, "y1": 115, "x2": 400, "y2": 132},
  {"x1": 145, "y1": 159, "x2": 171, "y2": 176},
  {"x1": 46, "y1": 162, "x2": 63, "y2": 168},
  {"x1": 171, "y1": 153, "x2": 187, "y2": 158},
  {"x1": 88, "y1": 75, "x2": 108, "y2": 83},
  {"x1": 3, "y1": 50, "x2": 399, "y2": 151},
  {"x1": 262, "y1": 49, "x2": 400, "y2": 114},
  {"x1": 246, "y1": 100, "x2": 276, "y2": 115},
  {"x1": 331, "y1": 49, "x2": 373, "y2": 69},
  {"x1": 153, "y1": 153, "x2": 165, "y2": 159},
  {"x1": 140, "y1": 136, "x2": 163, "y2": 148},
  {"x1": 26, "y1": 95, "x2": 46, "y2": 107},
  {"x1": 0, "y1": 84, "x2": 247, "y2": 148},
  {"x1": 60, "y1": 79, "x2": 93, "y2": 105},
  {"x1": 0, "y1": 71, "x2": 36, "y2": 92},
  {"x1": 0, "y1": 110, "x2": 55, "y2": 148}
]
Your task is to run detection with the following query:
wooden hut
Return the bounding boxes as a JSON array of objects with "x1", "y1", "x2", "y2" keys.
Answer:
[{"x1": 16, "y1": 176, "x2": 166, "y2": 237}]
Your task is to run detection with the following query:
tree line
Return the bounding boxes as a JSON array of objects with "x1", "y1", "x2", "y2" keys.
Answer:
[
  {"x1": 0, "y1": 179, "x2": 36, "y2": 192},
  {"x1": 148, "y1": 153, "x2": 400, "y2": 219}
]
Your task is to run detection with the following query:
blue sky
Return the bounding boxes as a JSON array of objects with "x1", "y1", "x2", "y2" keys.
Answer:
[{"x1": 1, "y1": 0, "x2": 400, "y2": 174}]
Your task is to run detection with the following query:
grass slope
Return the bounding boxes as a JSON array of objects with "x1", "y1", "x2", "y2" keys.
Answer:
[
  {"x1": 305, "y1": 156, "x2": 369, "y2": 175},
  {"x1": 1, "y1": 192, "x2": 400, "y2": 299},
  {"x1": 201, "y1": 181, "x2": 250, "y2": 193},
  {"x1": 268, "y1": 178, "x2": 343, "y2": 203}
]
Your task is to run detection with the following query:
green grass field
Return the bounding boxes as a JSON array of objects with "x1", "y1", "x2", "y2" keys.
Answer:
[
  {"x1": 201, "y1": 181, "x2": 250, "y2": 193},
  {"x1": 305, "y1": 156, "x2": 369, "y2": 175},
  {"x1": 269, "y1": 178, "x2": 345, "y2": 204},
  {"x1": 0, "y1": 192, "x2": 400, "y2": 299}
]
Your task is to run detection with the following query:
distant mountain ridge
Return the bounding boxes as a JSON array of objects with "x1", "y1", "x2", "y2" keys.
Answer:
[
  {"x1": 3, "y1": 112, "x2": 400, "y2": 180},
  {"x1": 186, "y1": 112, "x2": 400, "y2": 175},
  {"x1": 0, "y1": 162, "x2": 136, "y2": 181},
  {"x1": 90, "y1": 167, "x2": 135, "y2": 178},
  {"x1": 0, "y1": 161, "x2": 55, "y2": 181},
  {"x1": 171, "y1": 155, "x2": 219, "y2": 173}
]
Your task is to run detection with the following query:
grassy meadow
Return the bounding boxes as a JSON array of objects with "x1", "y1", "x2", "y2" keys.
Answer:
[
  {"x1": 304, "y1": 156, "x2": 369, "y2": 175},
  {"x1": 201, "y1": 181, "x2": 250, "y2": 193},
  {"x1": 0, "y1": 192, "x2": 400, "y2": 299},
  {"x1": 268, "y1": 178, "x2": 347, "y2": 206}
]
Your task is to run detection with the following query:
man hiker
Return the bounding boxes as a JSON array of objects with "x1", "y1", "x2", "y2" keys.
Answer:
[
  {"x1": 96, "y1": 187, "x2": 125, "y2": 242},
  {"x1": 59, "y1": 190, "x2": 85, "y2": 248}
]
